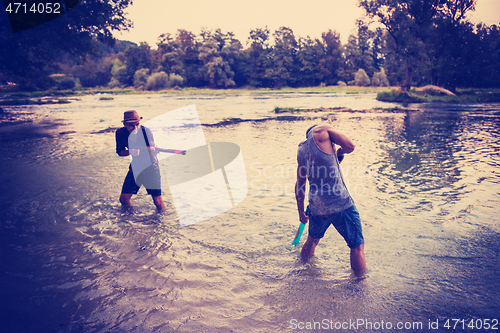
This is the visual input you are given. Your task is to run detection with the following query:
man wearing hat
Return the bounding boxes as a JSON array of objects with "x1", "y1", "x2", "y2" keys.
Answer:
[{"x1": 116, "y1": 110, "x2": 165, "y2": 210}]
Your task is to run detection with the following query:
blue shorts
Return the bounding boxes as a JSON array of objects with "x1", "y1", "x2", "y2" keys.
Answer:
[
  {"x1": 121, "y1": 169, "x2": 162, "y2": 197},
  {"x1": 308, "y1": 205, "x2": 364, "y2": 249}
]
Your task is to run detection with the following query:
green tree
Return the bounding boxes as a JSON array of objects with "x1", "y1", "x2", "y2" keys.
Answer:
[
  {"x1": 198, "y1": 30, "x2": 235, "y2": 88},
  {"x1": 176, "y1": 29, "x2": 203, "y2": 87},
  {"x1": 343, "y1": 21, "x2": 377, "y2": 83},
  {"x1": 68, "y1": 56, "x2": 114, "y2": 88},
  {"x1": 268, "y1": 27, "x2": 299, "y2": 88},
  {"x1": 246, "y1": 27, "x2": 272, "y2": 87},
  {"x1": 425, "y1": 1, "x2": 478, "y2": 90},
  {"x1": 360, "y1": 0, "x2": 436, "y2": 90},
  {"x1": 118, "y1": 42, "x2": 152, "y2": 87},
  {"x1": 371, "y1": 27, "x2": 386, "y2": 72},
  {"x1": 319, "y1": 30, "x2": 344, "y2": 85},
  {"x1": 156, "y1": 33, "x2": 184, "y2": 77},
  {"x1": 472, "y1": 24, "x2": 500, "y2": 88},
  {"x1": 0, "y1": 0, "x2": 132, "y2": 90},
  {"x1": 220, "y1": 32, "x2": 247, "y2": 87},
  {"x1": 297, "y1": 36, "x2": 325, "y2": 86},
  {"x1": 361, "y1": 0, "x2": 478, "y2": 90}
]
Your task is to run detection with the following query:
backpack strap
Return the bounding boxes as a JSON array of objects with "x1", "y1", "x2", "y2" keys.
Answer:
[
  {"x1": 140, "y1": 125, "x2": 159, "y2": 171},
  {"x1": 141, "y1": 126, "x2": 151, "y2": 147}
]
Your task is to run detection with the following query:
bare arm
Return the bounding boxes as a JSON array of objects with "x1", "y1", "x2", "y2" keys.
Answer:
[
  {"x1": 313, "y1": 125, "x2": 355, "y2": 155},
  {"x1": 295, "y1": 159, "x2": 309, "y2": 224}
]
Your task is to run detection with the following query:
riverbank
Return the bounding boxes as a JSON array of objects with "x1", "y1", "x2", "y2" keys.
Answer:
[
  {"x1": 0, "y1": 86, "x2": 392, "y2": 106},
  {"x1": 1, "y1": 85, "x2": 500, "y2": 106},
  {"x1": 273, "y1": 106, "x2": 418, "y2": 114},
  {"x1": 377, "y1": 86, "x2": 500, "y2": 103}
]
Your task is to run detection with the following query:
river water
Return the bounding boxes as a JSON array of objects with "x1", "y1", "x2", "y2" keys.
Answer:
[{"x1": 0, "y1": 92, "x2": 499, "y2": 332}]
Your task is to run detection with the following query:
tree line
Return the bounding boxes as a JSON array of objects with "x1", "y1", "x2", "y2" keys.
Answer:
[
  {"x1": 1, "y1": 0, "x2": 499, "y2": 92},
  {"x1": 57, "y1": 25, "x2": 390, "y2": 91}
]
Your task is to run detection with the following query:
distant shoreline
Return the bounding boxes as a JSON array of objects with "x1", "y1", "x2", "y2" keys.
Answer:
[{"x1": 1, "y1": 86, "x2": 499, "y2": 106}]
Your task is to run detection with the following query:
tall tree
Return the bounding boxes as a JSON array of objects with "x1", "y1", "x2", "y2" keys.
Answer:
[
  {"x1": 343, "y1": 22, "x2": 376, "y2": 83},
  {"x1": 360, "y1": 0, "x2": 437, "y2": 90},
  {"x1": 371, "y1": 27, "x2": 386, "y2": 72},
  {"x1": 320, "y1": 30, "x2": 344, "y2": 85},
  {"x1": 176, "y1": 29, "x2": 203, "y2": 87},
  {"x1": 198, "y1": 29, "x2": 236, "y2": 88},
  {"x1": 156, "y1": 33, "x2": 184, "y2": 77},
  {"x1": 472, "y1": 24, "x2": 500, "y2": 88},
  {"x1": 360, "y1": 0, "x2": 477, "y2": 90},
  {"x1": 246, "y1": 27, "x2": 272, "y2": 87},
  {"x1": 268, "y1": 27, "x2": 299, "y2": 88},
  {"x1": 297, "y1": 36, "x2": 325, "y2": 86},
  {"x1": 0, "y1": 0, "x2": 132, "y2": 89},
  {"x1": 426, "y1": 0, "x2": 477, "y2": 90},
  {"x1": 119, "y1": 42, "x2": 152, "y2": 87},
  {"x1": 220, "y1": 31, "x2": 247, "y2": 87}
]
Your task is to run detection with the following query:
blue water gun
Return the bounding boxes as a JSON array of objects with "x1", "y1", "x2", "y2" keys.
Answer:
[{"x1": 286, "y1": 206, "x2": 309, "y2": 251}]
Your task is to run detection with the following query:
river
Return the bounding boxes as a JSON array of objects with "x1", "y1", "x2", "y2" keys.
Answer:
[{"x1": 0, "y1": 92, "x2": 499, "y2": 332}]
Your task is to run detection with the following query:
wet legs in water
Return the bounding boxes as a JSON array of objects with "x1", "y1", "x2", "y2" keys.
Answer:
[
  {"x1": 119, "y1": 193, "x2": 165, "y2": 211},
  {"x1": 152, "y1": 195, "x2": 166, "y2": 210},
  {"x1": 301, "y1": 236, "x2": 366, "y2": 273},
  {"x1": 350, "y1": 243, "x2": 366, "y2": 273}
]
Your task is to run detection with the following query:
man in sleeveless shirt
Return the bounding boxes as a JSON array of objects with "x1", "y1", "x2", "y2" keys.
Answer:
[
  {"x1": 116, "y1": 110, "x2": 165, "y2": 210},
  {"x1": 295, "y1": 124, "x2": 366, "y2": 272}
]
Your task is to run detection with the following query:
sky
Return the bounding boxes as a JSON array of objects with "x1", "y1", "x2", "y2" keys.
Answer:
[{"x1": 113, "y1": 0, "x2": 500, "y2": 48}]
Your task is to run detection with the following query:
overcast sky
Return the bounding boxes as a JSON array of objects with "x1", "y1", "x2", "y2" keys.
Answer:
[{"x1": 113, "y1": 0, "x2": 500, "y2": 48}]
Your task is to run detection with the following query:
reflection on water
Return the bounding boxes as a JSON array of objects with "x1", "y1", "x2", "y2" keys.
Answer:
[{"x1": 0, "y1": 93, "x2": 499, "y2": 332}]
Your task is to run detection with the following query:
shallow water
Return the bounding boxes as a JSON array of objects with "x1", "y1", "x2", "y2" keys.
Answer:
[{"x1": 0, "y1": 92, "x2": 499, "y2": 332}]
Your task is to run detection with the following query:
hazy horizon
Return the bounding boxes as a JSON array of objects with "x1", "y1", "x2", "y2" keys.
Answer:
[{"x1": 113, "y1": 0, "x2": 500, "y2": 48}]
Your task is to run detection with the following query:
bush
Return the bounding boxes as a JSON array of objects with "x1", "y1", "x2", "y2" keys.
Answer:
[
  {"x1": 372, "y1": 69, "x2": 390, "y2": 87},
  {"x1": 336, "y1": 81, "x2": 347, "y2": 87},
  {"x1": 377, "y1": 89, "x2": 426, "y2": 103},
  {"x1": 146, "y1": 71, "x2": 169, "y2": 91},
  {"x1": 110, "y1": 60, "x2": 129, "y2": 86},
  {"x1": 134, "y1": 68, "x2": 150, "y2": 90},
  {"x1": 57, "y1": 76, "x2": 79, "y2": 90},
  {"x1": 168, "y1": 73, "x2": 184, "y2": 88},
  {"x1": 70, "y1": 58, "x2": 113, "y2": 88},
  {"x1": 17, "y1": 75, "x2": 56, "y2": 91},
  {"x1": 355, "y1": 69, "x2": 371, "y2": 86},
  {"x1": 108, "y1": 78, "x2": 122, "y2": 88},
  {"x1": 35, "y1": 76, "x2": 57, "y2": 91}
]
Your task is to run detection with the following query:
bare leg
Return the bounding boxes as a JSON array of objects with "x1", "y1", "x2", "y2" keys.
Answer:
[
  {"x1": 152, "y1": 195, "x2": 165, "y2": 211},
  {"x1": 119, "y1": 193, "x2": 133, "y2": 206},
  {"x1": 350, "y1": 243, "x2": 366, "y2": 274},
  {"x1": 300, "y1": 235, "x2": 320, "y2": 262}
]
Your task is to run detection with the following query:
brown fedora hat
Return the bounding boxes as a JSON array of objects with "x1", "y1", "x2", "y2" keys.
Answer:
[{"x1": 122, "y1": 110, "x2": 142, "y2": 123}]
